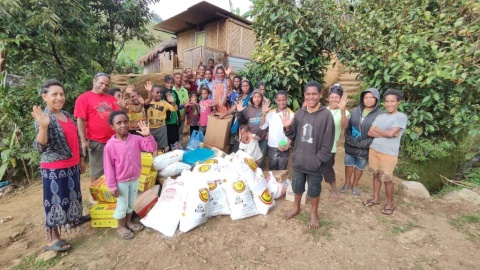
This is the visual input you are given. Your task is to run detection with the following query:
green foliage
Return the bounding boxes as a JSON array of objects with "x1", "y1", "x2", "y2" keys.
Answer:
[
  {"x1": 339, "y1": 0, "x2": 480, "y2": 161},
  {"x1": 240, "y1": 0, "x2": 346, "y2": 109}
]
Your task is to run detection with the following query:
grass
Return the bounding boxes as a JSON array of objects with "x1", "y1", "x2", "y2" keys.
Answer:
[
  {"x1": 391, "y1": 222, "x2": 419, "y2": 236},
  {"x1": 450, "y1": 214, "x2": 480, "y2": 240},
  {"x1": 11, "y1": 252, "x2": 60, "y2": 270},
  {"x1": 295, "y1": 212, "x2": 338, "y2": 240}
]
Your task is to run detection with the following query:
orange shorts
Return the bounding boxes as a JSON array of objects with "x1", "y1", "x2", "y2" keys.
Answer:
[{"x1": 368, "y1": 148, "x2": 398, "y2": 182}]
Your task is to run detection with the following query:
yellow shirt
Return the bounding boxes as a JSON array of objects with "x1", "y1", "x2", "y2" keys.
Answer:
[{"x1": 146, "y1": 100, "x2": 177, "y2": 128}]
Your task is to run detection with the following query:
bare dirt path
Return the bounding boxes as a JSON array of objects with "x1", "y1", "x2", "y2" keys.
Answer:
[{"x1": 1, "y1": 148, "x2": 479, "y2": 270}]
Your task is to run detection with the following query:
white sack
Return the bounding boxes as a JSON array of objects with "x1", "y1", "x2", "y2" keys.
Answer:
[{"x1": 153, "y1": 150, "x2": 184, "y2": 170}]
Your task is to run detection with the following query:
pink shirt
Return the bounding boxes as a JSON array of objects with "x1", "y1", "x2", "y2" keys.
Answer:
[
  {"x1": 199, "y1": 99, "x2": 213, "y2": 126},
  {"x1": 103, "y1": 134, "x2": 157, "y2": 192}
]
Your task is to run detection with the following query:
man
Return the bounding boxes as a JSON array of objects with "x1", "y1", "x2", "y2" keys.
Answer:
[
  {"x1": 173, "y1": 73, "x2": 188, "y2": 145},
  {"x1": 74, "y1": 72, "x2": 125, "y2": 182},
  {"x1": 260, "y1": 90, "x2": 293, "y2": 170},
  {"x1": 281, "y1": 81, "x2": 334, "y2": 229}
]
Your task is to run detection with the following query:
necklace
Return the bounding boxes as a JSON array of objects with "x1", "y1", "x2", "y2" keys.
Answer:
[{"x1": 306, "y1": 103, "x2": 320, "y2": 113}]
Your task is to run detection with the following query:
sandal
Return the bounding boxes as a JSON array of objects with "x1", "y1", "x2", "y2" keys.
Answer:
[
  {"x1": 127, "y1": 224, "x2": 144, "y2": 232},
  {"x1": 352, "y1": 187, "x2": 361, "y2": 196},
  {"x1": 363, "y1": 199, "x2": 380, "y2": 207},
  {"x1": 117, "y1": 230, "x2": 134, "y2": 240},
  {"x1": 43, "y1": 239, "x2": 71, "y2": 252},
  {"x1": 339, "y1": 186, "x2": 351, "y2": 193},
  {"x1": 381, "y1": 207, "x2": 395, "y2": 215}
]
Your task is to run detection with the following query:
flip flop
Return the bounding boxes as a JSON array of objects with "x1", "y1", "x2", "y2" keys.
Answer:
[
  {"x1": 381, "y1": 207, "x2": 395, "y2": 215},
  {"x1": 363, "y1": 199, "x2": 380, "y2": 207},
  {"x1": 117, "y1": 230, "x2": 134, "y2": 240},
  {"x1": 352, "y1": 187, "x2": 361, "y2": 196},
  {"x1": 43, "y1": 239, "x2": 71, "y2": 252},
  {"x1": 127, "y1": 224, "x2": 144, "y2": 232},
  {"x1": 339, "y1": 186, "x2": 351, "y2": 193}
]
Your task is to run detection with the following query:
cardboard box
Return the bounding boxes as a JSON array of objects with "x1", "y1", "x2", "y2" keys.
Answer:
[
  {"x1": 141, "y1": 152, "x2": 153, "y2": 175},
  {"x1": 138, "y1": 170, "x2": 157, "y2": 192},
  {"x1": 91, "y1": 218, "x2": 118, "y2": 228},
  {"x1": 90, "y1": 175, "x2": 117, "y2": 203},
  {"x1": 286, "y1": 182, "x2": 307, "y2": 205},
  {"x1": 264, "y1": 170, "x2": 289, "y2": 182},
  {"x1": 134, "y1": 185, "x2": 160, "y2": 218},
  {"x1": 90, "y1": 203, "x2": 116, "y2": 219},
  {"x1": 204, "y1": 115, "x2": 233, "y2": 150}
]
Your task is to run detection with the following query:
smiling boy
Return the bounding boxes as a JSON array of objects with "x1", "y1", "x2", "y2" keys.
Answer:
[{"x1": 365, "y1": 89, "x2": 408, "y2": 215}]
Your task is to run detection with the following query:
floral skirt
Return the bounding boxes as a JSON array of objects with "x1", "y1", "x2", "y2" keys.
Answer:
[{"x1": 41, "y1": 164, "x2": 83, "y2": 233}]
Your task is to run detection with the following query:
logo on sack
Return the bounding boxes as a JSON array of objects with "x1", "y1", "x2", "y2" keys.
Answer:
[
  {"x1": 208, "y1": 181, "x2": 217, "y2": 191},
  {"x1": 244, "y1": 158, "x2": 257, "y2": 171},
  {"x1": 204, "y1": 159, "x2": 218, "y2": 164},
  {"x1": 232, "y1": 180, "x2": 246, "y2": 193},
  {"x1": 199, "y1": 188, "x2": 209, "y2": 202},
  {"x1": 259, "y1": 189, "x2": 273, "y2": 205},
  {"x1": 198, "y1": 165, "x2": 211, "y2": 173},
  {"x1": 235, "y1": 196, "x2": 244, "y2": 204},
  {"x1": 195, "y1": 204, "x2": 205, "y2": 213}
]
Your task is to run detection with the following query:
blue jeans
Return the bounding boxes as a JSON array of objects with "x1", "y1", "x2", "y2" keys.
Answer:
[{"x1": 113, "y1": 178, "x2": 139, "y2": 219}]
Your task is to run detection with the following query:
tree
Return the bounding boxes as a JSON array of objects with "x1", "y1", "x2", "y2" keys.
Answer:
[
  {"x1": 338, "y1": 0, "x2": 480, "y2": 161},
  {"x1": 241, "y1": 0, "x2": 345, "y2": 108}
]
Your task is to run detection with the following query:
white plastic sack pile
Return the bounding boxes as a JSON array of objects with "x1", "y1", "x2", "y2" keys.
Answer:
[
  {"x1": 153, "y1": 150, "x2": 184, "y2": 170},
  {"x1": 202, "y1": 157, "x2": 229, "y2": 170},
  {"x1": 266, "y1": 171, "x2": 289, "y2": 199},
  {"x1": 231, "y1": 150, "x2": 257, "y2": 184},
  {"x1": 141, "y1": 177, "x2": 185, "y2": 237},
  {"x1": 249, "y1": 176, "x2": 276, "y2": 215},
  {"x1": 159, "y1": 161, "x2": 191, "y2": 177},
  {"x1": 223, "y1": 175, "x2": 259, "y2": 220},
  {"x1": 192, "y1": 164, "x2": 231, "y2": 217},
  {"x1": 179, "y1": 171, "x2": 209, "y2": 232}
]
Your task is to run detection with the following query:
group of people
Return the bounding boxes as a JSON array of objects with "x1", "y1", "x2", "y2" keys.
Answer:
[{"x1": 32, "y1": 61, "x2": 407, "y2": 249}]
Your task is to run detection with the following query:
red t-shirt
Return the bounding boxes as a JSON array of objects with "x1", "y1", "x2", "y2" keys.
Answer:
[
  {"x1": 41, "y1": 118, "x2": 80, "y2": 169},
  {"x1": 74, "y1": 91, "x2": 120, "y2": 143}
]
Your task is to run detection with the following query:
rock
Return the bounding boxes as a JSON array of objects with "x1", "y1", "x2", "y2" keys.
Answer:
[
  {"x1": 400, "y1": 181, "x2": 430, "y2": 198},
  {"x1": 259, "y1": 246, "x2": 266, "y2": 252},
  {"x1": 37, "y1": 250, "x2": 57, "y2": 261},
  {"x1": 443, "y1": 188, "x2": 480, "y2": 205}
]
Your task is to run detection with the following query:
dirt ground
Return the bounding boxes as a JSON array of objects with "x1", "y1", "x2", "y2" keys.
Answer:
[{"x1": 1, "y1": 146, "x2": 479, "y2": 270}]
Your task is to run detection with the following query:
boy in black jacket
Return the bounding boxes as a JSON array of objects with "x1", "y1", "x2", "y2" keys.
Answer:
[{"x1": 282, "y1": 81, "x2": 334, "y2": 229}]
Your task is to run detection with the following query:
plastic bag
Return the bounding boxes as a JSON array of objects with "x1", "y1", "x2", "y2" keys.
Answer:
[
  {"x1": 159, "y1": 162, "x2": 191, "y2": 177},
  {"x1": 179, "y1": 171, "x2": 209, "y2": 232},
  {"x1": 186, "y1": 130, "x2": 205, "y2": 151},
  {"x1": 223, "y1": 175, "x2": 259, "y2": 220},
  {"x1": 266, "y1": 171, "x2": 289, "y2": 199},
  {"x1": 153, "y1": 150, "x2": 184, "y2": 170}
]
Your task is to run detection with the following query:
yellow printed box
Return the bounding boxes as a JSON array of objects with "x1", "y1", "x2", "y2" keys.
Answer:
[
  {"x1": 91, "y1": 218, "x2": 118, "y2": 228},
  {"x1": 138, "y1": 170, "x2": 157, "y2": 192},
  {"x1": 90, "y1": 203, "x2": 116, "y2": 219},
  {"x1": 90, "y1": 175, "x2": 117, "y2": 203},
  {"x1": 141, "y1": 152, "x2": 153, "y2": 175}
]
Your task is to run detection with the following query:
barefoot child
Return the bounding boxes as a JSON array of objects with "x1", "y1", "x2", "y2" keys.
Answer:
[
  {"x1": 185, "y1": 92, "x2": 200, "y2": 136},
  {"x1": 238, "y1": 124, "x2": 263, "y2": 164},
  {"x1": 104, "y1": 111, "x2": 157, "y2": 239},
  {"x1": 365, "y1": 89, "x2": 407, "y2": 215},
  {"x1": 199, "y1": 87, "x2": 214, "y2": 134},
  {"x1": 281, "y1": 81, "x2": 334, "y2": 229}
]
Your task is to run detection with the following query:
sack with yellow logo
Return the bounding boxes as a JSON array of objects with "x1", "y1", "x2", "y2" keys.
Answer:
[
  {"x1": 249, "y1": 177, "x2": 276, "y2": 215},
  {"x1": 192, "y1": 164, "x2": 231, "y2": 217},
  {"x1": 223, "y1": 175, "x2": 259, "y2": 220},
  {"x1": 179, "y1": 171, "x2": 209, "y2": 232},
  {"x1": 231, "y1": 150, "x2": 257, "y2": 184}
]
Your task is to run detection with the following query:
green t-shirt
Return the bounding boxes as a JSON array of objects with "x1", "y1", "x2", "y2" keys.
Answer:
[
  {"x1": 328, "y1": 107, "x2": 351, "y2": 153},
  {"x1": 173, "y1": 86, "x2": 188, "y2": 117}
]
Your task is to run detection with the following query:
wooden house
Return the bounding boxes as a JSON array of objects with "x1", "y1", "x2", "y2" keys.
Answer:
[{"x1": 138, "y1": 1, "x2": 255, "y2": 75}]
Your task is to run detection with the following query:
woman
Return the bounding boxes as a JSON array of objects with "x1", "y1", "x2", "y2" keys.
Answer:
[
  {"x1": 195, "y1": 64, "x2": 206, "y2": 93},
  {"x1": 341, "y1": 88, "x2": 383, "y2": 196},
  {"x1": 32, "y1": 79, "x2": 85, "y2": 252},
  {"x1": 211, "y1": 66, "x2": 232, "y2": 113}
]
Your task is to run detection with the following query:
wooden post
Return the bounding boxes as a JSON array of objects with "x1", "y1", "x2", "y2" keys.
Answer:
[{"x1": 0, "y1": 49, "x2": 6, "y2": 74}]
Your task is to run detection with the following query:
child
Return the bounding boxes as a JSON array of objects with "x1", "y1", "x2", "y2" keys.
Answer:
[
  {"x1": 144, "y1": 80, "x2": 178, "y2": 153},
  {"x1": 365, "y1": 89, "x2": 408, "y2": 215},
  {"x1": 125, "y1": 86, "x2": 146, "y2": 134},
  {"x1": 238, "y1": 124, "x2": 262, "y2": 165},
  {"x1": 199, "y1": 87, "x2": 214, "y2": 134},
  {"x1": 104, "y1": 111, "x2": 157, "y2": 239},
  {"x1": 173, "y1": 73, "x2": 188, "y2": 147},
  {"x1": 185, "y1": 92, "x2": 200, "y2": 136},
  {"x1": 107, "y1": 87, "x2": 123, "y2": 101}
]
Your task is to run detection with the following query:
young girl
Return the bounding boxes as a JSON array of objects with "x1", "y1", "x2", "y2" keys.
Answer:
[
  {"x1": 104, "y1": 111, "x2": 157, "y2": 239},
  {"x1": 238, "y1": 124, "x2": 262, "y2": 164},
  {"x1": 185, "y1": 92, "x2": 200, "y2": 136},
  {"x1": 125, "y1": 86, "x2": 146, "y2": 134},
  {"x1": 199, "y1": 87, "x2": 214, "y2": 134}
]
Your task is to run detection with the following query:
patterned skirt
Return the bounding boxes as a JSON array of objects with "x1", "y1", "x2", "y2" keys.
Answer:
[{"x1": 41, "y1": 164, "x2": 83, "y2": 233}]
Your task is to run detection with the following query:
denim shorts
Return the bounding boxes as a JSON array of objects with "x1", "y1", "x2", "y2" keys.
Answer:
[
  {"x1": 344, "y1": 153, "x2": 368, "y2": 170},
  {"x1": 291, "y1": 170, "x2": 322, "y2": 197}
]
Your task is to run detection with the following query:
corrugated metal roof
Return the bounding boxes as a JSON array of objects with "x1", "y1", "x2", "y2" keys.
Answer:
[
  {"x1": 228, "y1": 56, "x2": 250, "y2": 74},
  {"x1": 153, "y1": 1, "x2": 252, "y2": 34}
]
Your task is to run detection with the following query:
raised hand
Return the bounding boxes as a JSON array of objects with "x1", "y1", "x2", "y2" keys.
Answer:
[
  {"x1": 117, "y1": 98, "x2": 127, "y2": 109},
  {"x1": 280, "y1": 110, "x2": 293, "y2": 129},
  {"x1": 225, "y1": 65, "x2": 233, "y2": 76},
  {"x1": 144, "y1": 81, "x2": 153, "y2": 92},
  {"x1": 338, "y1": 93, "x2": 348, "y2": 111},
  {"x1": 125, "y1": 85, "x2": 135, "y2": 94},
  {"x1": 166, "y1": 93, "x2": 175, "y2": 103},
  {"x1": 235, "y1": 101, "x2": 245, "y2": 112},
  {"x1": 262, "y1": 99, "x2": 272, "y2": 114},
  {"x1": 138, "y1": 95, "x2": 145, "y2": 105},
  {"x1": 136, "y1": 121, "x2": 151, "y2": 136},
  {"x1": 31, "y1": 105, "x2": 50, "y2": 128}
]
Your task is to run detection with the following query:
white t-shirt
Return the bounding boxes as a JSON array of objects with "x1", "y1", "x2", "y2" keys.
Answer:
[
  {"x1": 239, "y1": 138, "x2": 263, "y2": 162},
  {"x1": 260, "y1": 108, "x2": 294, "y2": 148},
  {"x1": 370, "y1": 111, "x2": 408, "y2": 156},
  {"x1": 327, "y1": 107, "x2": 351, "y2": 153}
]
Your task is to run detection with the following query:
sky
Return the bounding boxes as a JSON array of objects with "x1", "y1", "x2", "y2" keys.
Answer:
[{"x1": 150, "y1": 0, "x2": 253, "y2": 21}]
